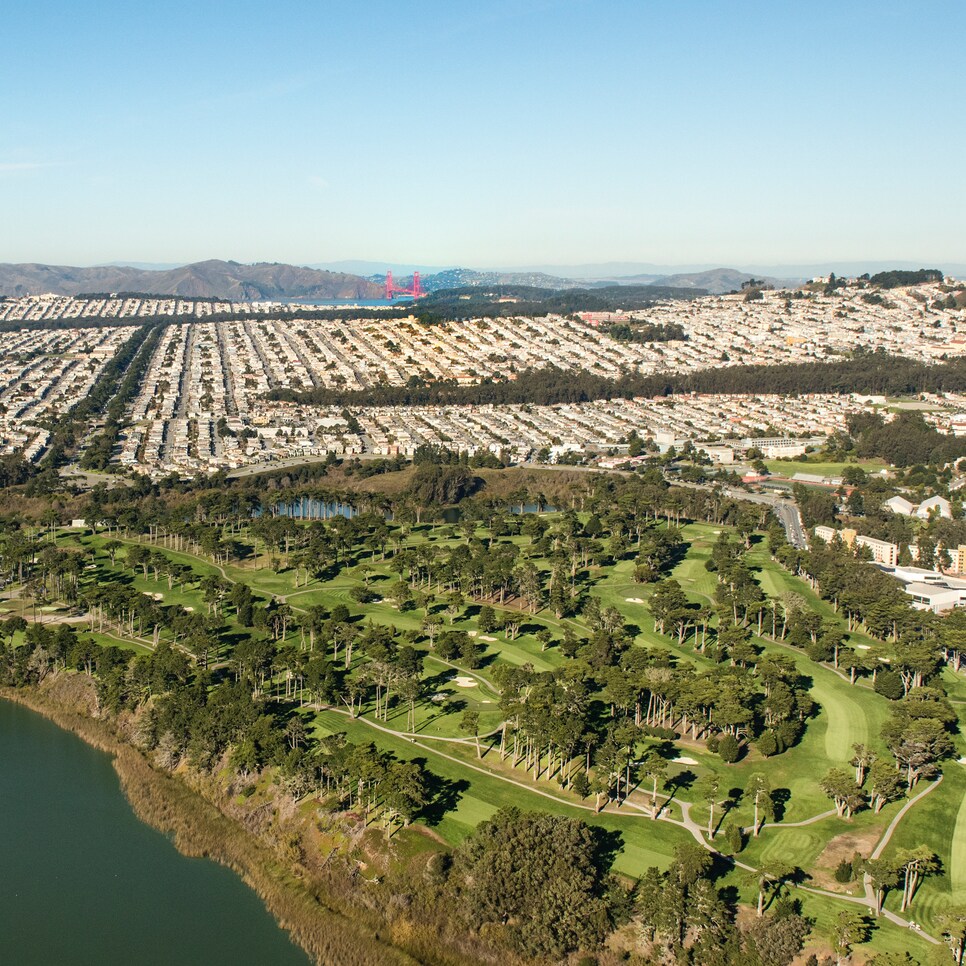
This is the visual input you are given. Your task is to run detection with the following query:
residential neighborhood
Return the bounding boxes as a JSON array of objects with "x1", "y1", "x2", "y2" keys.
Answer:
[{"x1": 2, "y1": 281, "x2": 966, "y2": 476}]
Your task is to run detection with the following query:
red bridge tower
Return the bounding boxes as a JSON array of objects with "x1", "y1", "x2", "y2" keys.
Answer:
[{"x1": 384, "y1": 270, "x2": 424, "y2": 300}]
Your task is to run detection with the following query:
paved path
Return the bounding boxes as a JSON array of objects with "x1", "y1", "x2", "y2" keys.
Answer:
[
  {"x1": 848, "y1": 777, "x2": 945, "y2": 942},
  {"x1": 314, "y1": 703, "x2": 712, "y2": 843},
  {"x1": 743, "y1": 809, "x2": 837, "y2": 834},
  {"x1": 869, "y1": 776, "x2": 943, "y2": 861}
]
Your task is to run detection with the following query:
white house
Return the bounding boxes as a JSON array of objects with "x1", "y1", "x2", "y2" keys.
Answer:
[
  {"x1": 884, "y1": 495, "x2": 915, "y2": 515},
  {"x1": 854, "y1": 534, "x2": 899, "y2": 566},
  {"x1": 917, "y1": 496, "x2": 952, "y2": 520},
  {"x1": 884, "y1": 494, "x2": 953, "y2": 520}
]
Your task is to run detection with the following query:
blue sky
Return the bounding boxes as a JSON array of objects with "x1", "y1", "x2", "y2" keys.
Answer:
[{"x1": 4, "y1": 0, "x2": 964, "y2": 268}]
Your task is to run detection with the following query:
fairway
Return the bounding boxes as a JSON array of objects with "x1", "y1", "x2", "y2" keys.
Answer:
[
  {"x1": 810, "y1": 675, "x2": 868, "y2": 764},
  {"x1": 23, "y1": 492, "x2": 964, "y2": 961},
  {"x1": 952, "y1": 773, "x2": 966, "y2": 898},
  {"x1": 309, "y1": 707, "x2": 691, "y2": 874}
]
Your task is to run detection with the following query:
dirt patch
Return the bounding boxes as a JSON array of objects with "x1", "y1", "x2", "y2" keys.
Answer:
[{"x1": 811, "y1": 826, "x2": 882, "y2": 892}]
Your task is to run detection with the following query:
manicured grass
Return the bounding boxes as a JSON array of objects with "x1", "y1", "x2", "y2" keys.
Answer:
[
  {"x1": 951, "y1": 769, "x2": 966, "y2": 900},
  {"x1": 85, "y1": 630, "x2": 152, "y2": 654},
  {"x1": 44, "y1": 512, "x2": 966, "y2": 949},
  {"x1": 309, "y1": 707, "x2": 691, "y2": 875},
  {"x1": 763, "y1": 458, "x2": 889, "y2": 478},
  {"x1": 876, "y1": 758, "x2": 966, "y2": 934},
  {"x1": 776, "y1": 887, "x2": 937, "y2": 961}
]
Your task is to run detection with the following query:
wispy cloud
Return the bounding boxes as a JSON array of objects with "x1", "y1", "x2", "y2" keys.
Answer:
[
  {"x1": 0, "y1": 161, "x2": 64, "y2": 176},
  {"x1": 307, "y1": 175, "x2": 330, "y2": 190}
]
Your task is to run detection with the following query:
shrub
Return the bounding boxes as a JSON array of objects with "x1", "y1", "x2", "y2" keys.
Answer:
[
  {"x1": 874, "y1": 670, "x2": 904, "y2": 700},
  {"x1": 834, "y1": 858, "x2": 854, "y2": 883},
  {"x1": 718, "y1": 734, "x2": 741, "y2": 763},
  {"x1": 571, "y1": 772, "x2": 591, "y2": 800},
  {"x1": 776, "y1": 719, "x2": 802, "y2": 749},
  {"x1": 756, "y1": 731, "x2": 779, "y2": 757},
  {"x1": 436, "y1": 630, "x2": 468, "y2": 661},
  {"x1": 477, "y1": 605, "x2": 497, "y2": 633},
  {"x1": 722, "y1": 823, "x2": 745, "y2": 855},
  {"x1": 806, "y1": 639, "x2": 833, "y2": 663}
]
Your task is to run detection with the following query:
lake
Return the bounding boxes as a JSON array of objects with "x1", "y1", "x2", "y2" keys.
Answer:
[{"x1": 0, "y1": 699, "x2": 310, "y2": 965}]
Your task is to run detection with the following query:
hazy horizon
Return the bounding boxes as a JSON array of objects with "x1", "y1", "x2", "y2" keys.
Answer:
[{"x1": 5, "y1": 258, "x2": 964, "y2": 282}]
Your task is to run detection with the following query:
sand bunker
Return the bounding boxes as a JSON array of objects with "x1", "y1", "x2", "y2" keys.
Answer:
[
  {"x1": 674, "y1": 756, "x2": 699, "y2": 766},
  {"x1": 454, "y1": 676, "x2": 478, "y2": 688},
  {"x1": 625, "y1": 597, "x2": 645, "y2": 604}
]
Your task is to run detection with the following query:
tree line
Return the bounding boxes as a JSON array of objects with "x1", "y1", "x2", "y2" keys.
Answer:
[{"x1": 267, "y1": 350, "x2": 966, "y2": 410}]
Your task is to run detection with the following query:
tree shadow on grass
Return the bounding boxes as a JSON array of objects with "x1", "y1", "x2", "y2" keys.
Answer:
[
  {"x1": 421, "y1": 669, "x2": 455, "y2": 693},
  {"x1": 219, "y1": 628, "x2": 250, "y2": 650},
  {"x1": 589, "y1": 826, "x2": 624, "y2": 876},
  {"x1": 715, "y1": 788, "x2": 744, "y2": 838},
  {"x1": 665, "y1": 768, "x2": 697, "y2": 799},
  {"x1": 415, "y1": 761, "x2": 468, "y2": 826},
  {"x1": 770, "y1": 787, "x2": 791, "y2": 822}
]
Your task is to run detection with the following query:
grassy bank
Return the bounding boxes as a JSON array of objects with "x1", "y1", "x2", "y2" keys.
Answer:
[{"x1": 0, "y1": 681, "x2": 462, "y2": 966}]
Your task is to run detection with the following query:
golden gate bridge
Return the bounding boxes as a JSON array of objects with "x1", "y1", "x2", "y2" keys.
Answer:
[{"x1": 384, "y1": 270, "x2": 425, "y2": 300}]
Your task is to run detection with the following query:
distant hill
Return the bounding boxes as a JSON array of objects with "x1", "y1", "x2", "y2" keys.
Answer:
[
  {"x1": 414, "y1": 268, "x2": 612, "y2": 293},
  {"x1": 0, "y1": 260, "x2": 384, "y2": 300},
  {"x1": 415, "y1": 283, "x2": 705, "y2": 318},
  {"x1": 638, "y1": 268, "x2": 795, "y2": 294}
]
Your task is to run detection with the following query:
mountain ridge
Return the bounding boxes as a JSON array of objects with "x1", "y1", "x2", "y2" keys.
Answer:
[{"x1": 0, "y1": 260, "x2": 384, "y2": 300}]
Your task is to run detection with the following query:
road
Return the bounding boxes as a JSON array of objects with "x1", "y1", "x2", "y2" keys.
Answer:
[
  {"x1": 226, "y1": 453, "x2": 346, "y2": 478},
  {"x1": 774, "y1": 500, "x2": 808, "y2": 549},
  {"x1": 673, "y1": 479, "x2": 809, "y2": 549},
  {"x1": 60, "y1": 465, "x2": 127, "y2": 490}
]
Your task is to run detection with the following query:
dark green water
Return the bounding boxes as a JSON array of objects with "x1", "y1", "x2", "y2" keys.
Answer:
[{"x1": 0, "y1": 699, "x2": 310, "y2": 965}]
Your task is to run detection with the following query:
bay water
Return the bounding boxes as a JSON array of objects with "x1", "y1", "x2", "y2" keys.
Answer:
[{"x1": 0, "y1": 699, "x2": 310, "y2": 965}]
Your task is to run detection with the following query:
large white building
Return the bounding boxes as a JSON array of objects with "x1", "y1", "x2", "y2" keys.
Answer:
[
  {"x1": 878, "y1": 564, "x2": 966, "y2": 614},
  {"x1": 884, "y1": 494, "x2": 953, "y2": 520}
]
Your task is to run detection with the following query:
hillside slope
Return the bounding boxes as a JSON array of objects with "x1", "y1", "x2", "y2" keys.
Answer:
[{"x1": 0, "y1": 260, "x2": 384, "y2": 300}]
